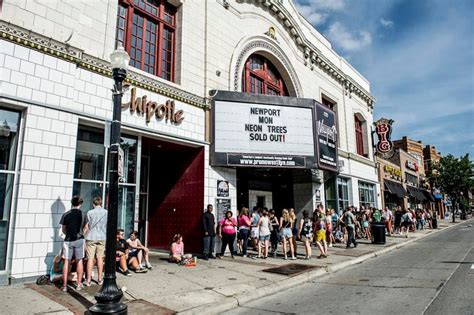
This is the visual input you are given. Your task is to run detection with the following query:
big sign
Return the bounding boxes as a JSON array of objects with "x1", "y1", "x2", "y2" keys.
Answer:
[{"x1": 211, "y1": 92, "x2": 315, "y2": 168}]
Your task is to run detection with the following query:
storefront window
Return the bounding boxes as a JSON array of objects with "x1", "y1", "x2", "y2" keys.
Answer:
[
  {"x1": 358, "y1": 181, "x2": 376, "y2": 208},
  {"x1": 0, "y1": 108, "x2": 21, "y2": 270},
  {"x1": 73, "y1": 126, "x2": 137, "y2": 233},
  {"x1": 324, "y1": 177, "x2": 337, "y2": 211},
  {"x1": 337, "y1": 177, "x2": 350, "y2": 211}
]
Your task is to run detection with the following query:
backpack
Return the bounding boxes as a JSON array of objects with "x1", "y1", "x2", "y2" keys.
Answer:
[{"x1": 302, "y1": 218, "x2": 313, "y2": 235}]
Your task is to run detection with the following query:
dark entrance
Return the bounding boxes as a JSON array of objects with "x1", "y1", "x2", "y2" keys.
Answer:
[
  {"x1": 141, "y1": 138, "x2": 204, "y2": 253},
  {"x1": 237, "y1": 168, "x2": 311, "y2": 215}
]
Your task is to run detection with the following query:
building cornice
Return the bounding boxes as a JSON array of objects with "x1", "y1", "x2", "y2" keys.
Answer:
[
  {"x1": 0, "y1": 21, "x2": 210, "y2": 110},
  {"x1": 253, "y1": 0, "x2": 376, "y2": 110}
]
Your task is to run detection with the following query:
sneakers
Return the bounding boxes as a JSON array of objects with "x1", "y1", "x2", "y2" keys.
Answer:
[
  {"x1": 329, "y1": 244, "x2": 333, "y2": 248},
  {"x1": 76, "y1": 283, "x2": 83, "y2": 291},
  {"x1": 98, "y1": 279, "x2": 103, "y2": 285},
  {"x1": 209, "y1": 254, "x2": 217, "y2": 259},
  {"x1": 145, "y1": 263, "x2": 153, "y2": 270},
  {"x1": 123, "y1": 270, "x2": 132, "y2": 276},
  {"x1": 84, "y1": 281, "x2": 91, "y2": 287},
  {"x1": 135, "y1": 268, "x2": 147, "y2": 273},
  {"x1": 61, "y1": 286, "x2": 67, "y2": 292},
  {"x1": 291, "y1": 256, "x2": 297, "y2": 260}
]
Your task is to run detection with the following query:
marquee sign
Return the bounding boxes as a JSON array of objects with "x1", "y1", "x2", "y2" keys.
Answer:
[
  {"x1": 211, "y1": 91, "x2": 316, "y2": 169},
  {"x1": 374, "y1": 118, "x2": 394, "y2": 159}
]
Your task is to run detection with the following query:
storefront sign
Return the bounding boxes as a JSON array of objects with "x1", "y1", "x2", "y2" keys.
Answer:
[
  {"x1": 217, "y1": 180, "x2": 229, "y2": 197},
  {"x1": 406, "y1": 160, "x2": 419, "y2": 172},
  {"x1": 374, "y1": 118, "x2": 394, "y2": 159},
  {"x1": 211, "y1": 92, "x2": 315, "y2": 169},
  {"x1": 315, "y1": 103, "x2": 338, "y2": 172},
  {"x1": 216, "y1": 198, "x2": 232, "y2": 220},
  {"x1": 122, "y1": 87, "x2": 185, "y2": 125},
  {"x1": 384, "y1": 164, "x2": 402, "y2": 177}
]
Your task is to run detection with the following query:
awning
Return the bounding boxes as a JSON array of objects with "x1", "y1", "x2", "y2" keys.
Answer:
[
  {"x1": 421, "y1": 189, "x2": 435, "y2": 202},
  {"x1": 384, "y1": 180, "x2": 407, "y2": 198},
  {"x1": 406, "y1": 186, "x2": 427, "y2": 202}
]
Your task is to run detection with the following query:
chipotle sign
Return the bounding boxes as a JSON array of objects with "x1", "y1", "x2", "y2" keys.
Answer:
[{"x1": 122, "y1": 87, "x2": 185, "y2": 125}]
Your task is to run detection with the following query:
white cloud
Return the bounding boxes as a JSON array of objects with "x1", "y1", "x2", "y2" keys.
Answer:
[
  {"x1": 306, "y1": 0, "x2": 346, "y2": 11},
  {"x1": 326, "y1": 22, "x2": 372, "y2": 51},
  {"x1": 296, "y1": 4, "x2": 328, "y2": 25},
  {"x1": 380, "y1": 18, "x2": 394, "y2": 27}
]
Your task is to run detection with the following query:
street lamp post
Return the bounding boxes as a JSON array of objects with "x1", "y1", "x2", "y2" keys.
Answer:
[{"x1": 89, "y1": 46, "x2": 130, "y2": 315}]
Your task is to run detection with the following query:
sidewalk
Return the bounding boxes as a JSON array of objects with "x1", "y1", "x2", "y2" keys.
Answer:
[{"x1": 8, "y1": 219, "x2": 468, "y2": 315}]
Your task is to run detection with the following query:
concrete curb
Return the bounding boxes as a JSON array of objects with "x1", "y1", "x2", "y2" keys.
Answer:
[{"x1": 179, "y1": 220, "x2": 465, "y2": 314}]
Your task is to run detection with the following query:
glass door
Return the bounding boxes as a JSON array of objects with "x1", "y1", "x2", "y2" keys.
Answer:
[{"x1": 0, "y1": 108, "x2": 21, "y2": 270}]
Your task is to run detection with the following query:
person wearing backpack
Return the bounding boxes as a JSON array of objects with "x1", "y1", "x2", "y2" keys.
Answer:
[
  {"x1": 343, "y1": 206, "x2": 357, "y2": 249},
  {"x1": 298, "y1": 210, "x2": 313, "y2": 259}
]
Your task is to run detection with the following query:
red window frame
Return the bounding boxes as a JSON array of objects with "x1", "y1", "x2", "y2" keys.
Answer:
[
  {"x1": 242, "y1": 54, "x2": 287, "y2": 96},
  {"x1": 116, "y1": 0, "x2": 176, "y2": 82},
  {"x1": 355, "y1": 115, "x2": 365, "y2": 156}
]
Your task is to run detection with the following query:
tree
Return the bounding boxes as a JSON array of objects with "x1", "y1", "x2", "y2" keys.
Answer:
[{"x1": 427, "y1": 154, "x2": 474, "y2": 222}]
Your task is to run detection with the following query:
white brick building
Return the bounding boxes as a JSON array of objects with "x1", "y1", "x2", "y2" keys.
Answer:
[{"x1": 0, "y1": 0, "x2": 380, "y2": 283}]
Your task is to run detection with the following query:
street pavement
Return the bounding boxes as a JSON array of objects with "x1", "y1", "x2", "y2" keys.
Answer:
[
  {"x1": 224, "y1": 218, "x2": 474, "y2": 315},
  {"x1": 0, "y1": 218, "x2": 471, "y2": 314}
]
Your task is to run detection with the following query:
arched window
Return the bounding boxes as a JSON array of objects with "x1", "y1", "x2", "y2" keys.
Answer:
[{"x1": 242, "y1": 54, "x2": 287, "y2": 96}]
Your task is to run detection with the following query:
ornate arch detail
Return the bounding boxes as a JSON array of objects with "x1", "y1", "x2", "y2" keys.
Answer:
[{"x1": 231, "y1": 37, "x2": 302, "y2": 98}]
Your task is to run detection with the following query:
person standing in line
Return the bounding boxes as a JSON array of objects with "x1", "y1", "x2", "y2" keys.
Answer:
[
  {"x1": 394, "y1": 206, "x2": 402, "y2": 234},
  {"x1": 59, "y1": 195, "x2": 87, "y2": 292},
  {"x1": 384, "y1": 206, "x2": 393, "y2": 236},
  {"x1": 250, "y1": 207, "x2": 261, "y2": 254},
  {"x1": 289, "y1": 208, "x2": 298, "y2": 257},
  {"x1": 218, "y1": 210, "x2": 237, "y2": 258},
  {"x1": 257, "y1": 208, "x2": 271, "y2": 259},
  {"x1": 314, "y1": 205, "x2": 328, "y2": 258},
  {"x1": 325, "y1": 209, "x2": 335, "y2": 247},
  {"x1": 83, "y1": 196, "x2": 107, "y2": 287},
  {"x1": 238, "y1": 207, "x2": 251, "y2": 257},
  {"x1": 298, "y1": 210, "x2": 313, "y2": 259},
  {"x1": 279, "y1": 209, "x2": 296, "y2": 260},
  {"x1": 343, "y1": 206, "x2": 357, "y2": 249},
  {"x1": 203, "y1": 204, "x2": 216, "y2": 260},
  {"x1": 269, "y1": 209, "x2": 280, "y2": 258}
]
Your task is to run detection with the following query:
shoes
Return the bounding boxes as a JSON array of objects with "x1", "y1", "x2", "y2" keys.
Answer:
[
  {"x1": 291, "y1": 256, "x2": 297, "y2": 260},
  {"x1": 61, "y1": 286, "x2": 67, "y2": 292},
  {"x1": 209, "y1": 254, "x2": 217, "y2": 259},
  {"x1": 284, "y1": 256, "x2": 288, "y2": 260},
  {"x1": 98, "y1": 279, "x2": 103, "y2": 285},
  {"x1": 217, "y1": 255, "x2": 223, "y2": 259},
  {"x1": 135, "y1": 268, "x2": 147, "y2": 273},
  {"x1": 123, "y1": 270, "x2": 132, "y2": 276},
  {"x1": 203, "y1": 255, "x2": 209, "y2": 261},
  {"x1": 242, "y1": 254, "x2": 247, "y2": 258},
  {"x1": 329, "y1": 244, "x2": 333, "y2": 248},
  {"x1": 146, "y1": 263, "x2": 153, "y2": 270},
  {"x1": 231, "y1": 255, "x2": 235, "y2": 259},
  {"x1": 84, "y1": 281, "x2": 91, "y2": 287},
  {"x1": 405, "y1": 234, "x2": 408, "y2": 238},
  {"x1": 76, "y1": 283, "x2": 83, "y2": 291},
  {"x1": 273, "y1": 252, "x2": 277, "y2": 258}
]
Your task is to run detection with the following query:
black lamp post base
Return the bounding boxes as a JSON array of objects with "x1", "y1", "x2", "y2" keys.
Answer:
[{"x1": 88, "y1": 302, "x2": 127, "y2": 315}]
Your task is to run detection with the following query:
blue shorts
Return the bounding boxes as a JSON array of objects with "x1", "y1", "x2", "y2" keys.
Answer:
[
  {"x1": 259, "y1": 234, "x2": 270, "y2": 241},
  {"x1": 280, "y1": 228, "x2": 292, "y2": 239}
]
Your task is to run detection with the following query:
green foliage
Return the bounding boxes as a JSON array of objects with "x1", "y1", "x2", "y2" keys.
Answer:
[{"x1": 427, "y1": 154, "x2": 474, "y2": 202}]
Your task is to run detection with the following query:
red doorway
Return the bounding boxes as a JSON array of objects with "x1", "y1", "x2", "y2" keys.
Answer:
[{"x1": 142, "y1": 138, "x2": 204, "y2": 253}]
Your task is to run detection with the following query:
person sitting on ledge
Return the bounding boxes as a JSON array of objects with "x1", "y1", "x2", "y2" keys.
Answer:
[{"x1": 116, "y1": 229, "x2": 146, "y2": 275}]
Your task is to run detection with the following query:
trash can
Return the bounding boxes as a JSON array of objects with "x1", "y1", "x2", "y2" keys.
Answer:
[
  {"x1": 432, "y1": 218, "x2": 437, "y2": 229},
  {"x1": 371, "y1": 223, "x2": 386, "y2": 245}
]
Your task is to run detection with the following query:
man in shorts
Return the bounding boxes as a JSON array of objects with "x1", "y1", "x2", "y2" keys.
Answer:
[
  {"x1": 314, "y1": 205, "x2": 328, "y2": 258},
  {"x1": 59, "y1": 195, "x2": 87, "y2": 291},
  {"x1": 83, "y1": 196, "x2": 107, "y2": 286}
]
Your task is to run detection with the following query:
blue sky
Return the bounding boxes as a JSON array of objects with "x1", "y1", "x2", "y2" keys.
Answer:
[{"x1": 294, "y1": 0, "x2": 474, "y2": 158}]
